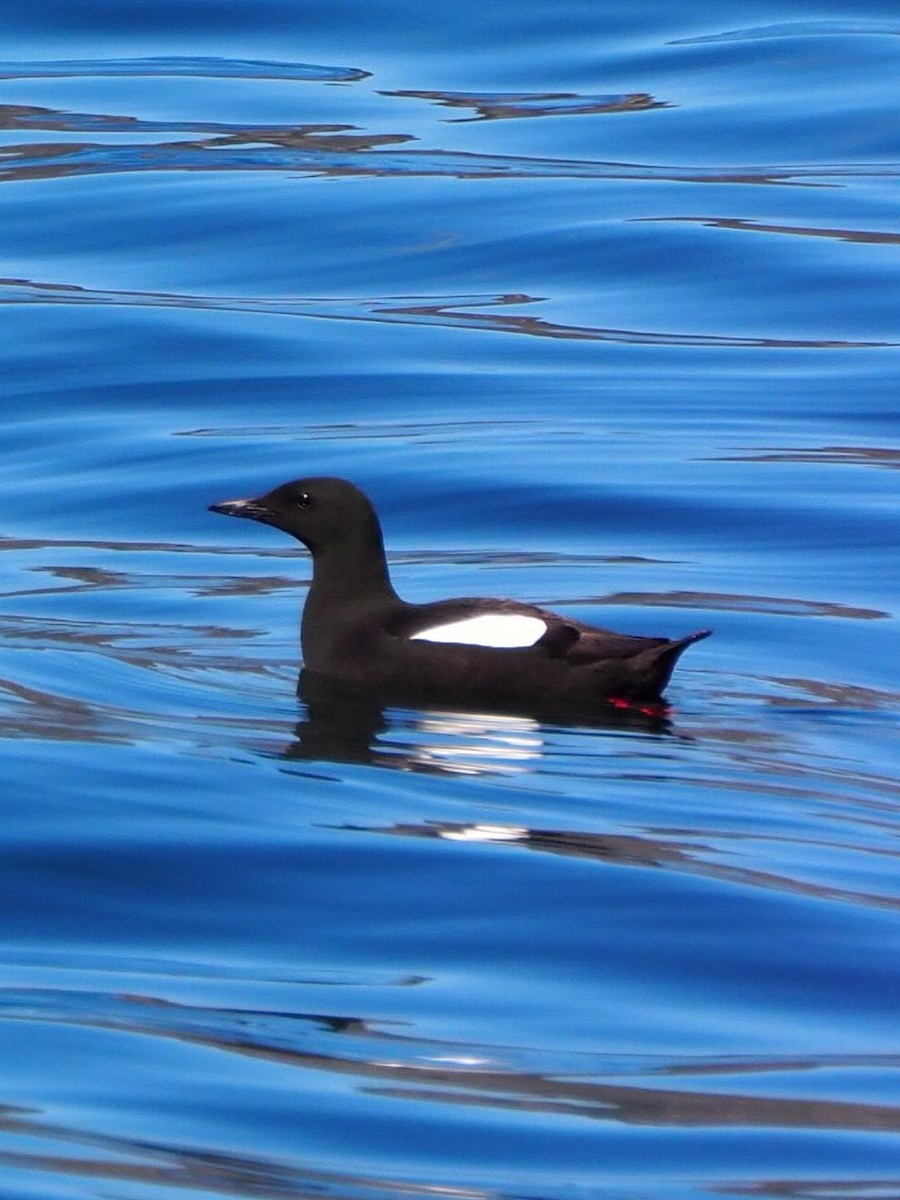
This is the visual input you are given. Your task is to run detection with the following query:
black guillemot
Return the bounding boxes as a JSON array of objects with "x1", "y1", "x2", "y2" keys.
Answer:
[{"x1": 209, "y1": 476, "x2": 710, "y2": 708}]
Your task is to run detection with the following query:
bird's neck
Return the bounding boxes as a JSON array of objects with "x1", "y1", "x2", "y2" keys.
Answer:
[
  {"x1": 304, "y1": 526, "x2": 400, "y2": 617},
  {"x1": 301, "y1": 534, "x2": 399, "y2": 673}
]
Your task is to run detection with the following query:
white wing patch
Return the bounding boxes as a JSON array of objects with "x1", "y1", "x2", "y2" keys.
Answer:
[{"x1": 410, "y1": 613, "x2": 547, "y2": 648}]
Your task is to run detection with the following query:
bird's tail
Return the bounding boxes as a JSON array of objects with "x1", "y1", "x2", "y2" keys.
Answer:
[
  {"x1": 647, "y1": 628, "x2": 712, "y2": 693},
  {"x1": 669, "y1": 628, "x2": 713, "y2": 652}
]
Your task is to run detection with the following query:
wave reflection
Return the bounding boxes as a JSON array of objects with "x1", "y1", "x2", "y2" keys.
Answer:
[
  {"x1": 0, "y1": 103, "x2": 403, "y2": 147},
  {"x1": 709, "y1": 445, "x2": 900, "y2": 470},
  {"x1": 347, "y1": 817, "x2": 900, "y2": 911},
  {"x1": 384, "y1": 89, "x2": 668, "y2": 121},
  {"x1": 0, "y1": 55, "x2": 370, "y2": 82},
  {"x1": 4, "y1": 987, "x2": 900, "y2": 1133},
  {"x1": 671, "y1": 19, "x2": 900, "y2": 45},
  {"x1": 0, "y1": 277, "x2": 888, "y2": 348},
  {"x1": 641, "y1": 215, "x2": 900, "y2": 246},
  {"x1": 1, "y1": 119, "x2": 897, "y2": 190}
]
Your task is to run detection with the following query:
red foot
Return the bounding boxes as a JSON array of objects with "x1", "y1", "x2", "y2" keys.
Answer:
[{"x1": 608, "y1": 696, "x2": 671, "y2": 718}]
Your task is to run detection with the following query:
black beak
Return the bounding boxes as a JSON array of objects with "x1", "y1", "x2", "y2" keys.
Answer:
[{"x1": 208, "y1": 497, "x2": 273, "y2": 521}]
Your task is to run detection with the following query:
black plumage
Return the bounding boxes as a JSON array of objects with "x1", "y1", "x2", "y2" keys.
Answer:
[{"x1": 210, "y1": 476, "x2": 710, "y2": 707}]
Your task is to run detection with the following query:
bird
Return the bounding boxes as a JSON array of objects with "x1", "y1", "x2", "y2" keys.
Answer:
[{"x1": 209, "y1": 476, "x2": 710, "y2": 709}]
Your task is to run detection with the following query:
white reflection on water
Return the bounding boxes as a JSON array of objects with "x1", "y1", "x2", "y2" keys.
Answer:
[{"x1": 403, "y1": 712, "x2": 543, "y2": 776}]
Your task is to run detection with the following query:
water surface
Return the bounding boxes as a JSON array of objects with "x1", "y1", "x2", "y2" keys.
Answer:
[{"x1": 1, "y1": 3, "x2": 899, "y2": 1198}]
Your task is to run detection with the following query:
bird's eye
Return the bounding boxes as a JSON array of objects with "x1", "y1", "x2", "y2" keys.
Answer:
[{"x1": 295, "y1": 492, "x2": 311, "y2": 509}]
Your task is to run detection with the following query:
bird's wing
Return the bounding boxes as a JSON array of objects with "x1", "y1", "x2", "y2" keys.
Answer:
[{"x1": 390, "y1": 598, "x2": 555, "y2": 648}]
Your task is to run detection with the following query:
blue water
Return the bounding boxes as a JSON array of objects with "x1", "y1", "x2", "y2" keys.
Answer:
[{"x1": 1, "y1": 2, "x2": 899, "y2": 1197}]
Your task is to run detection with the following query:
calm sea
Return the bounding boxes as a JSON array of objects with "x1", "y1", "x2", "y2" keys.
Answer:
[{"x1": 1, "y1": 2, "x2": 899, "y2": 1198}]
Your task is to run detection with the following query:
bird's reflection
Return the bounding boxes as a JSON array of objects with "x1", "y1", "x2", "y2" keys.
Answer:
[{"x1": 285, "y1": 669, "x2": 674, "y2": 776}]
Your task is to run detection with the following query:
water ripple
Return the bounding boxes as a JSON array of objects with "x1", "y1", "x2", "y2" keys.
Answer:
[
  {"x1": 4, "y1": 988, "x2": 900, "y2": 1133},
  {"x1": 0, "y1": 103, "x2": 387, "y2": 142},
  {"x1": 383, "y1": 89, "x2": 668, "y2": 121},
  {"x1": 672, "y1": 19, "x2": 900, "y2": 45},
  {"x1": 349, "y1": 818, "x2": 900, "y2": 911},
  {"x1": 0, "y1": 1101, "x2": 440, "y2": 1200},
  {"x1": 708, "y1": 445, "x2": 900, "y2": 470},
  {"x1": 640, "y1": 216, "x2": 900, "y2": 246},
  {"x1": 0, "y1": 55, "x2": 370, "y2": 82},
  {"x1": 559, "y1": 591, "x2": 890, "y2": 620},
  {"x1": 1, "y1": 134, "x2": 897, "y2": 189},
  {"x1": 0, "y1": 278, "x2": 888, "y2": 349}
]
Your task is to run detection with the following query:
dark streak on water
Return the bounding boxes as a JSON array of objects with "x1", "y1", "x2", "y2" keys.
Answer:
[
  {"x1": 0, "y1": 279, "x2": 890, "y2": 349},
  {"x1": 4, "y1": 137, "x2": 899, "y2": 189},
  {"x1": 0, "y1": 55, "x2": 371, "y2": 81},
  {"x1": 0, "y1": 8, "x2": 899, "y2": 1200}
]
